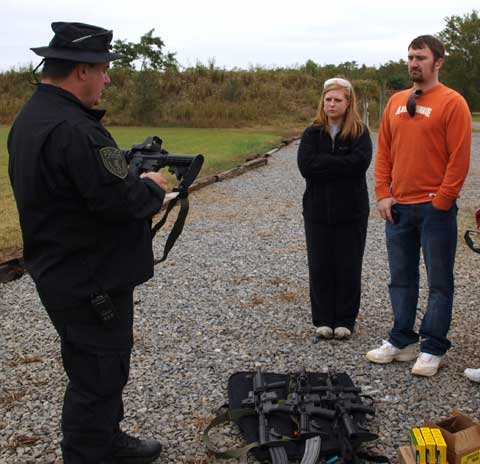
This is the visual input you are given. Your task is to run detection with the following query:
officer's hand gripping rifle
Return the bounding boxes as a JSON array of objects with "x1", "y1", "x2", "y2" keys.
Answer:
[{"x1": 123, "y1": 136, "x2": 204, "y2": 263}]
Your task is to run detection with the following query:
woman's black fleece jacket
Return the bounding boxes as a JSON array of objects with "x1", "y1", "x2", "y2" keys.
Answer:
[{"x1": 297, "y1": 124, "x2": 372, "y2": 224}]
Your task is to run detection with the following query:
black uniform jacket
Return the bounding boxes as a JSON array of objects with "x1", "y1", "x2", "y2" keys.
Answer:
[
  {"x1": 8, "y1": 84, "x2": 165, "y2": 309},
  {"x1": 297, "y1": 124, "x2": 372, "y2": 224}
]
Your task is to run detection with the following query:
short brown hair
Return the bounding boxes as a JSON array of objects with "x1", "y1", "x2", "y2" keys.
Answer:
[
  {"x1": 408, "y1": 35, "x2": 445, "y2": 61},
  {"x1": 42, "y1": 58, "x2": 98, "y2": 81},
  {"x1": 42, "y1": 58, "x2": 78, "y2": 80}
]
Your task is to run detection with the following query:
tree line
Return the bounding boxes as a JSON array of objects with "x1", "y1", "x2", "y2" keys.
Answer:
[{"x1": 0, "y1": 10, "x2": 478, "y2": 127}]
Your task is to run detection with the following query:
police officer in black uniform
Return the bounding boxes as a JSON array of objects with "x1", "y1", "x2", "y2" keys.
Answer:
[{"x1": 8, "y1": 22, "x2": 167, "y2": 464}]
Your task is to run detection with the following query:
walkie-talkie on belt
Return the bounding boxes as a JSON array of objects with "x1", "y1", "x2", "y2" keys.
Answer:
[{"x1": 91, "y1": 293, "x2": 117, "y2": 328}]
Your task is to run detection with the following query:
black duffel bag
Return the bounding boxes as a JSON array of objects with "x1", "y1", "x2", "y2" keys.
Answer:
[{"x1": 203, "y1": 370, "x2": 389, "y2": 464}]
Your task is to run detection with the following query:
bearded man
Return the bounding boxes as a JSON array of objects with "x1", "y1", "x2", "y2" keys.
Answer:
[{"x1": 366, "y1": 35, "x2": 471, "y2": 377}]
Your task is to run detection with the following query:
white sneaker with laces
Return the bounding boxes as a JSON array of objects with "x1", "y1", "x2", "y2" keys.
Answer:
[
  {"x1": 315, "y1": 326, "x2": 333, "y2": 339},
  {"x1": 366, "y1": 340, "x2": 417, "y2": 364},
  {"x1": 464, "y1": 368, "x2": 480, "y2": 383},
  {"x1": 411, "y1": 353, "x2": 443, "y2": 377},
  {"x1": 334, "y1": 327, "x2": 351, "y2": 340}
]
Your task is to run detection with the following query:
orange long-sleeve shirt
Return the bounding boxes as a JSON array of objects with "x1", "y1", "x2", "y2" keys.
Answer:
[{"x1": 375, "y1": 83, "x2": 471, "y2": 210}]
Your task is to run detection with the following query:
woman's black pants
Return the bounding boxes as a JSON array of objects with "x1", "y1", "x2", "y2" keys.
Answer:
[{"x1": 304, "y1": 216, "x2": 368, "y2": 331}]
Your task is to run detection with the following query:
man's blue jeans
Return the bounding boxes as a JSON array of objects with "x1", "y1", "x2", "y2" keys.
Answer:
[{"x1": 386, "y1": 201, "x2": 458, "y2": 355}]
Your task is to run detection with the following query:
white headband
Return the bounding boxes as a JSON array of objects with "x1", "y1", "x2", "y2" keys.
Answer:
[{"x1": 324, "y1": 78, "x2": 352, "y2": 89}]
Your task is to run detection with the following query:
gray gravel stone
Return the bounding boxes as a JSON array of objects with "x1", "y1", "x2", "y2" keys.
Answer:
[{"x1": 1, "y1": 134, "x2": 479, "y2": 463}]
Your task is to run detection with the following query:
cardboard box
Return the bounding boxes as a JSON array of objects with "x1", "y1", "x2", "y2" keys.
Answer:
[
  {"x1": 399, "y1": 445, "x2": 416, "y2": 464},
  {"x1": 425, "y1": 411, "x2": 480, "y2": 464}
]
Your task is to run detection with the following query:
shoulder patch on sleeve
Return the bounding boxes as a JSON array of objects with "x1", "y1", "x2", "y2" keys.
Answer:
[{"x1": 99, "y1": 147, "x2": 128, "y2": 179}]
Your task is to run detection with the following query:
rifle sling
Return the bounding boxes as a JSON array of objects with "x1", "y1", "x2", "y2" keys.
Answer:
[
  {"x1": 151, "y1": 192, "x2": 189, "y2": 264},
  {"x1": 203, "y1": 408, "x2": 260, "y2": 459},
  {"x1": 203, "y1": 407, "x2": 291, "y2": 461}
]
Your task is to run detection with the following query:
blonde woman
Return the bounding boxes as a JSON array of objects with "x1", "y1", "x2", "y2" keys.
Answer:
[{"x1": 297, "y1": 77, "x2": 372, "y2": 340}]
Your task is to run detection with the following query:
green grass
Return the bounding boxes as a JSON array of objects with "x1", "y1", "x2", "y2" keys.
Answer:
[
  {"x1": 0, "y1": 125, "x2": 285, "y2": 261},
  {"x1": 472, "y1": 112, "x2": 480, "y2": 122},
  {"x1": 0, "y1": 126, "x2": 21, "y2": 261}
]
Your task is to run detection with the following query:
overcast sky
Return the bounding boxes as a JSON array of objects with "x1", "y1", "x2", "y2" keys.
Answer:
[{"x1": 2, "y1": 0, "x2": 478, "y2": 71}]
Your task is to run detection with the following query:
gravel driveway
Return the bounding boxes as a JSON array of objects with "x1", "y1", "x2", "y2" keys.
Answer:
[{"x1": 1, "y1": 134, "x2": 480, "y2": 464}]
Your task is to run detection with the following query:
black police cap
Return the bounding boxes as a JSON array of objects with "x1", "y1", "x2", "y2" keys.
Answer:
[{"x1": 31, "y1": 22, "x2": 125, "y2": 63}]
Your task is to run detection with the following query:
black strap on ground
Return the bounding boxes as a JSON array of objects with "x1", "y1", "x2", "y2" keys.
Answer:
[
  {"x1": 203, "y1": 408, "x2": 260, "y2": 459},
  {"x1": 464, "y1": 230, "x2": 480, "y2": 254},
  {"x1": 203, "y1": 407, "x2": 291, "y2": 462}
]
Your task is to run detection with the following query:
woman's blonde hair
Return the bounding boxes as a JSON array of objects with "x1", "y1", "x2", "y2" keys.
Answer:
[{"x1": 313, "y1": 77, "x2": 364, "y2": 139}]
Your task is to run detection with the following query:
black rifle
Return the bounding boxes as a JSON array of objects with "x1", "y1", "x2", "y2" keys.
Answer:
[
  {"x1": 242, "y1": 370, "x2": 290, "y2": 464},
  {"x1": 123, "y1": 136, "x2": 204, "y2": 195},
  {"x1": 293, "y1": 371, "x2": 336, "y2": 435},
  {"x1": 122, "y1": 136, "x2": 204, "y2": 263},
  {"x1": 291, "y1": 371, "x2": 336, "y2": 464},
  {"x1": 320, "y1": 373, "x2": 378, "y2": 463}
]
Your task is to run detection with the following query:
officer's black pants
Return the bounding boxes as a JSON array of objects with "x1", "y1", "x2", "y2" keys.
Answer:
[
  {"x1": 304, "y1": 217, "x2": 368, "y2": 331},
  {"x1": 46, "y1": 290, "x2": 134, "y2": 464}
]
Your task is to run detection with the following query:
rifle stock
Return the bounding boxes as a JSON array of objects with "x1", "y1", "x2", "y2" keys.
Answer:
[{"x1": 336, "y1": 402, "x2": 378, "y2": 443}]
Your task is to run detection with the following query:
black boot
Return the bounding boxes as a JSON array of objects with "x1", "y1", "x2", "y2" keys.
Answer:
[{"x1": 112, "y1": 431, "x2": 162, "y2": 464}]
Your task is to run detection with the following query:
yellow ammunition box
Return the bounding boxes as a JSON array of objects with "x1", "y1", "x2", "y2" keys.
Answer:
[
  {"x1": 411, "y1": 428, "x2": 427, "y2": 464},
  {"x1": 430, "y1": 428, "x2": 447, "y2": 464},
  {"x1": 421, "y1": 427, "x2": 437, "y2": 464}
]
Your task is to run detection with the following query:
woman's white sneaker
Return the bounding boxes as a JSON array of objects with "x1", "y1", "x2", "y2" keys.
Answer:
[
  {"x1": 464, "y1": 368, "x2": 480, "y2": 383},
  {"x1": 315, "y1": 326, "x2": 333, "y2": 339},
  {"x1": 334, "y1": 327, "x2": 352, "y2": 340},
  {"x1": 366, "y1": 340, "x2": 417, "y2": 364},
  {"x1": 411, "y1": 353, "x2": 443, "y2": 377}
]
